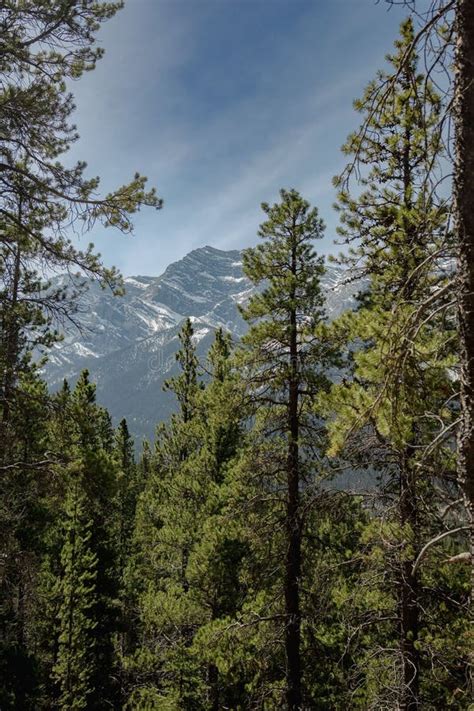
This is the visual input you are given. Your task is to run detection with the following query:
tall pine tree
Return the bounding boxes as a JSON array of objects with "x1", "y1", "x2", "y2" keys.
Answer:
[
  {"x1": 327, "y1": 19, "x2": 469, "y2": 709},
  {"x1": 235, "y1": 188, "x2": 339, "y2": 709}
]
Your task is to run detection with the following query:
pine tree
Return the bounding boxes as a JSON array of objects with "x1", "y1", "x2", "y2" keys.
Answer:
[
  {"x1": 327, "y1": 19, "x2": 469, "y2": 708},
  {"x1": 386, "y1": 0, "x2": 474, "y2": 629},
  {"x1": 0, "y1": 12, "x2": 160, "y2": 699},
  {"x1": 0, "y1": 1, "x2": 160, "y2": 265},
  {"x1": 235, "y1": 188, "x2": 339, "y2": 709},
  {"x1": 452, "y1": 0, "x2": 474, "y2": 620},
  {"x1": 0, "y1": 1, "x2": 160, "y2": 467}
]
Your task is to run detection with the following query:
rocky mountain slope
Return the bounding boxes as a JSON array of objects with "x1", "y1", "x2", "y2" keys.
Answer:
[{"x1": 43, "y1": 246, "x2": 360, "y2": 443}]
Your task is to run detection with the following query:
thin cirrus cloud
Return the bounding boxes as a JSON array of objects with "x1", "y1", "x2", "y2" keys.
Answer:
[{"x1": 67, "y1": 0, "x2": 415, "y2": 277}]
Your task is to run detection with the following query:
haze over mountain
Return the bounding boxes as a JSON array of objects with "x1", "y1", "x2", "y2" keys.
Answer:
[{"x1": 43, "y1": 246, "x2": 360, "y2": 442}]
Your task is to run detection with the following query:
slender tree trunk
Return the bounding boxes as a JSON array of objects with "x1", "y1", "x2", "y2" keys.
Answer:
[
  {"x1": 285, "y1": 242, "x2": 302, "y2": 711},
  {"x1": 398, "y1": 102, "x2": 420, "y2": 711},
  {"x1": 399, "y1": 448, "x2": 420, "y2": 711},
  {"x1": 65, "y1": 492, "x2": 78, "y2": 701},
  {"x1": 0, "y1": 243, "x2": 21, "y2": 463},
  {"x1": 454, "y1": 0, "x2": 474, "y2": 605},
  {"x1": 208, "y1": 662, "x2": 219, "y2": 711}
]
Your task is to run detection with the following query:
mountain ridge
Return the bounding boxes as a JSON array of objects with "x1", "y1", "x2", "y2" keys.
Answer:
[{"x1": 43, "y1": 245, "x2": 360, "y2": 442}]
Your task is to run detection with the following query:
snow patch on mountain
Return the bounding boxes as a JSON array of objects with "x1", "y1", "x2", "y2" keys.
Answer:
[{"x1": 42, "y1": 246, "x2": 362, "y2": 442}]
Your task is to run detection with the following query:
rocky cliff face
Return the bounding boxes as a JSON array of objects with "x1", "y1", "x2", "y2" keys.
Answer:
[{"x1": 43, "y1": 246, "x2": 361, "y2": 442}]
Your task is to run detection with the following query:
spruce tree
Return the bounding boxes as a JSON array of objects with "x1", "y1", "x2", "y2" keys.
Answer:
[
  {"x1": 113, "y1": 417, "x2": 141, "y2": 695},
  {"x1": 129, "y1": 319, "x2": 203, "y2": 707},
  {"x1": 0, "y1": 369, "x2": 50, "y2": 710},
  {"x1": 164, "y1": 317, "x2": 200, "y2": 426},
  {"x1": 114, "y1": 418, "x2": 138, "y2": 576},
  {"x1": 53, "y1": 475, "x2": 98, "y2": 711},
  {"x1": 129, "y1": 325, "x2": 247, "y2": 709},
  {"x1": 35, "y1": 372, "x2": 121, "y2": 709},
  {"x1": 69, "y1": 372, "x2": 121, "y2": 709},
  {"x1": 186, "y1": 328, "x2": 247, "y2": 710}
]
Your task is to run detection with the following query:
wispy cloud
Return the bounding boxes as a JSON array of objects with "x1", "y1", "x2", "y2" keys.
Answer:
[{"x1": 67, "y1": 0, "x2": 413, "y2": 275}]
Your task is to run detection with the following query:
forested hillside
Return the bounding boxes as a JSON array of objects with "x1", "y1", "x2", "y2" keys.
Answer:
[{"x1": 0, "y1": 2, "x2": 472, "y2": 710}]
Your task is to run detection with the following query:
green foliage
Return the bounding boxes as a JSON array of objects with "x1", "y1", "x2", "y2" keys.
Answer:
[
  {"x1": 0, "y1": 11, "x2": 469, "y2": 711},
  {"x1": 220, "y1": 188, "x2": 342, "y2": 707},
  {"x1": 324, "y1": 18, "x2": 469, "y2": 707},
  {"x1": 0, "y1": 5, "x2": 160, "y2": 697},
  {"x1": 53, "y1": 476, "x2": 98, "y2": 711},
  {"x1": 126, "y1": 323, "x2": 248, "y2": 708}
]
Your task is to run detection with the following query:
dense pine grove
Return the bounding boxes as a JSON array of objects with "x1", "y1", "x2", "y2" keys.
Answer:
[{"x1": 0, "y1": 2, "x2": 472, "y2": 709}]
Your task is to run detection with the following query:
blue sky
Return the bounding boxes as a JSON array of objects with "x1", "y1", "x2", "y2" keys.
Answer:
[{"x1": 68, "y1": 0, "x2": 418, "y2": 276}]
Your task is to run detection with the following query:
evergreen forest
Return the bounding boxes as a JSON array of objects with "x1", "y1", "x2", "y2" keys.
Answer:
[{"x1": 0, "y1": 1, "x2": 473, "y2": 709}]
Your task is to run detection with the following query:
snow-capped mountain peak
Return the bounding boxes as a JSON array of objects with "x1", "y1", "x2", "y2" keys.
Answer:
[{"x1": 43, "y1": 246, "x2": 359, "y2": 442}]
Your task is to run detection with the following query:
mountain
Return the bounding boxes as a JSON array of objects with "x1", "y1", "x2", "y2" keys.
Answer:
[{"x1": 43, "y1": 246, "x2": 361, "y2": 443}]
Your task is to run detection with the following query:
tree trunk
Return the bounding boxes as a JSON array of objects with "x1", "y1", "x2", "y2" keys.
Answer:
[
  {"x1": 285, "y1": 243, "x2": 302, "y2": 710},
  {"x1": 454, "y1": 0, "x2": 474, "y2": 606},
  {"x1": 398, "y1": 94, "x2": 420, "y2": 711},
  {"x1": 208, "y1": 662, "x2": 219, "y2": 711},
  {"x1": 0, "y1": 243, "x2": 21, "y2": 464},
  {"x1": 399, "y1": 449, "x2": 420, "y2": 711}
]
